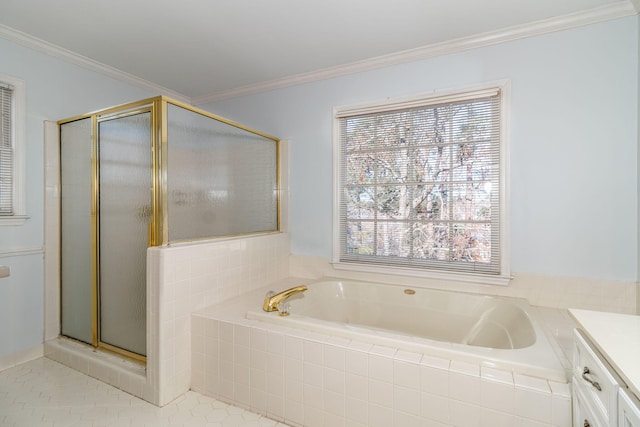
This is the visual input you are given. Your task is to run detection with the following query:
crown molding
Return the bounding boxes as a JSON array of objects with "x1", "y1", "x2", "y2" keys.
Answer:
[
  {"x1": 193, "y1": 1, "x2": 637, "y2": 105},
  {"x1": 1, "y1": 1, "x2": 636, "y2": 107},
  {"x1": 0, "y1": 24, "x2": 191, "y2": 104}
]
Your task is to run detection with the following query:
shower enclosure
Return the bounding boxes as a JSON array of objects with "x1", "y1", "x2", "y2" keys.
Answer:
[{"x1": 58, "y1": 97, "x2": 280, "y2": 361}]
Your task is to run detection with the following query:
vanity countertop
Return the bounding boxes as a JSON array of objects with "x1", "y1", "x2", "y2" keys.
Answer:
[{"x1": 569, "y1": 308, "x2": 640, "y2": 400}]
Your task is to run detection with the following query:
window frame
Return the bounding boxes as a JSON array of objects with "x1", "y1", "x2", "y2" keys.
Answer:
[
  {"x1": 0, "y1": 74, "x2": 27, "y2": 225},
  {"x1": 332, "y1": 81, "x2": 510, "y2": 286},
  {"x1": 0, "y1": 74, "x2": 29, "y2": 226}
]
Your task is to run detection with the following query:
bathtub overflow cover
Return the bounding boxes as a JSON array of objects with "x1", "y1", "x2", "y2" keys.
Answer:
[{"x1": 404, "y1": 289, "x2": 416, "y2": 295}]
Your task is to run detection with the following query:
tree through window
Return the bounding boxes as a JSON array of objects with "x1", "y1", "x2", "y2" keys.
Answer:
[{"x1": 336, "y1": 87, "x2": 504, "y2": 276}]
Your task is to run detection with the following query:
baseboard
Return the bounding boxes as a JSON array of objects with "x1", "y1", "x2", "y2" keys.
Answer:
[{"x1": 0, "y1": 344, "x2": 44, "y2": 372}]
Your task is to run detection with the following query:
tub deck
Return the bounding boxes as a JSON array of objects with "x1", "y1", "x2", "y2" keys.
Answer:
[{"x1": 194, "y1": 277, "x2": 573, "y2": 380}]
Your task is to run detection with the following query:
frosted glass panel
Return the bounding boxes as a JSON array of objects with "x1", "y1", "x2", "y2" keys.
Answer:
[
  {"x1": 167, "y1": 104, "x2": 278, "y2": 241},
  {"x1": 60, "y1": 118, "x2": 93, "y2": 344},
  {"x1": 98, "y1": 112, "x2": 151, "y2": 356}
]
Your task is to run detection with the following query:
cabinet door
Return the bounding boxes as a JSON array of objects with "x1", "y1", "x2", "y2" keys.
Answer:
[
  {"x1": 574, "y1": 384, "x2": 606, "y2": 427},
  {"x1": 574, "y1": 330, "x2": 619, "y2": 425},
  {"x1": 619, "y1": 389, "x2": 640, "y2": 427}
]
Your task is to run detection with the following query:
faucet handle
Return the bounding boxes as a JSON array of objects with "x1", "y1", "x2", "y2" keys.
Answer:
[{"x1": 278, "y1": 301, "x2": 290, "y2": 316}]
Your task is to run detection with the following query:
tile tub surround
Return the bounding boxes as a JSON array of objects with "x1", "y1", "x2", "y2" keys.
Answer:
[{"x1": 191, "y1": 280, "x2": 572, "y2": 427}]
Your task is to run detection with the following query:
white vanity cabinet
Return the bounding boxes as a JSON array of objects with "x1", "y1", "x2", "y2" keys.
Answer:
[{"x1": 573, "y1": 329, "x2": 640, "y2": 427}]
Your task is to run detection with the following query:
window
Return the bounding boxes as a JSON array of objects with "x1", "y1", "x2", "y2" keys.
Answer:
[
  {"x1": 334, "y1": 83, "x2": 509, "y2": 284},
  {"x1": 0, "y1": 74, "x2": 26, "y2": 225}
]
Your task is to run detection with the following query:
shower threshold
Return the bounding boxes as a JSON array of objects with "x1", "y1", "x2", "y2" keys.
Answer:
[{"x1": 44, "y1": 337, "x2": 151, "y2": 402}]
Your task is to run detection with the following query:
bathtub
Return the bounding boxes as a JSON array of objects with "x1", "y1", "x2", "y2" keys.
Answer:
[{"x1": 247, "y1": 279, "x2": 566, "y2": 382}]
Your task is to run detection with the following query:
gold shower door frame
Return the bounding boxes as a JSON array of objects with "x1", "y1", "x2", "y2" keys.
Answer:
[{"x1": 58, "y1": 96, "x2": 281, "y2": 364}]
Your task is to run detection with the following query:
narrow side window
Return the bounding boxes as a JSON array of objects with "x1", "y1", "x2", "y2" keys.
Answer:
[{"x1": 0, "y1": 75, "x2": 26, "y2": 225}]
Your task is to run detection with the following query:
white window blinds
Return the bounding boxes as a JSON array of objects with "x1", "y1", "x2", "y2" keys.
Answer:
[
  {"x1": 0, "y1": 84, "x2": 13, "y2": 216},
  {"x1": 337, "y1": 88, "x2": 502, "y2": 275}
]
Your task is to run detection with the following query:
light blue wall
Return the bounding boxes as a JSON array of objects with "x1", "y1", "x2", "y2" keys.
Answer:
[
  {"x1": 0, "y1": 14, "x2": 637, "y2": 361},
  {"x1": 203, "y1": 16, "x2": 639, "y2": 282},
  {"x1": 0, "y1": 37, "x2": 154, "y2": 359}
]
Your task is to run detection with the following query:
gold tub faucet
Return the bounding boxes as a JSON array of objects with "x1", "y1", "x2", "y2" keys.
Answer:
[{"x1": 263, "y1": 285, "x2": 308, "y2": 312}]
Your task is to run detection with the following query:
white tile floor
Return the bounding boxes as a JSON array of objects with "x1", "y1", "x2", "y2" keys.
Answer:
[{"x1": 0, "y1": 358, "x2": 290, "y2": 427}]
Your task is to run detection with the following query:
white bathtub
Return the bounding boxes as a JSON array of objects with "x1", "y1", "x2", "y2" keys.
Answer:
[{"x1": 247, "y1": 279, "x2": 566, "y2": 382}]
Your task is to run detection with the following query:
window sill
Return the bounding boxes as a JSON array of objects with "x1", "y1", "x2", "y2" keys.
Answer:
[
  {"x1": 331, "y1": 261, "x2": 511, "y2": 287},
  {"x1": 0, "y1": 215, "x2": 30, "y2": 226}
]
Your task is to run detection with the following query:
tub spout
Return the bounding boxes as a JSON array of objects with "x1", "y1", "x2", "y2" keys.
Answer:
[{"x1": 263, "y1": 285, "x2": 308, "y2": 312}]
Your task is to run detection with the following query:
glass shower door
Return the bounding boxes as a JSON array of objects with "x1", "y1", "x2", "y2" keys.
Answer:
[
  {"x1": 98, "y1": 111, "x2": 151, "y2": 357},
  {"x1": 60, "y1": 117, "x2": 93, "y2": 345}
]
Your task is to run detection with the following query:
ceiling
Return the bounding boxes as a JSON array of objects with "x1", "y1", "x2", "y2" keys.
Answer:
[{"x1": 1, "y1": 0, "x2": 638, "y2": 104}]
